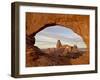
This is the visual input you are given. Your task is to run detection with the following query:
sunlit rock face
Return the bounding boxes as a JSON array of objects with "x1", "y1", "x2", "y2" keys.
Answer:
[
  {"x1": 26, "y1": 13, "x2": 90, "y2": 66},
  {"x1": 26, "y1": 13, "x2": 89, "y2": 48}
]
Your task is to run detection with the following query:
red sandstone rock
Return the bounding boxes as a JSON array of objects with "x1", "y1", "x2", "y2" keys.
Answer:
[{"x1": 26, "y1": 13, "x2": 89, "y2": 67}]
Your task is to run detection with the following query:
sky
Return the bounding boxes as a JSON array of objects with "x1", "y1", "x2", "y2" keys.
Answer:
[{"x1": 35, "y1": 25, "x2": 87, "y2": 49}]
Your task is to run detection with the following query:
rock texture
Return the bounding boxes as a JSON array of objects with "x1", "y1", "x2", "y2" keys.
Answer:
[
  {"x1": 56, "y1": 40, "x2": 62, "y2": 48},
  {"x1": 26, "y1": 12, "x2": 90, "y2": 66},
  {"x1": 26, "y1": 44, "x2": 86, "y2": 67},
  {"x1": 26, "y1": 13, "x2": 89, "y2": 48}
]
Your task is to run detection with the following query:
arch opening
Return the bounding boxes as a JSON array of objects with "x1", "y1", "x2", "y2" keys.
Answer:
[
  {"x1": 26, "y1": 25, "x2": 89, "y2": 67},
  {"x1": 35, "y1": 25, "x2": 87, "y2": 50},
  {"x1": 26, "y1": 13, "x2": 89, "y2": 67}
]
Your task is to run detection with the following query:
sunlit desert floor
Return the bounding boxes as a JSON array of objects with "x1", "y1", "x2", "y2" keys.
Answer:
[{"x1": 26, "y1": 45, "x2": 89, "y2": 67}]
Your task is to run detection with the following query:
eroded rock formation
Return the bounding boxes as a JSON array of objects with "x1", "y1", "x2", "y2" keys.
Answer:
[
  {"x1": 26, "y1": 12, "x2": 90, "y2": 66},
  {"x1": 26, "y1": 12, "x2": 89, "y2": 48}
]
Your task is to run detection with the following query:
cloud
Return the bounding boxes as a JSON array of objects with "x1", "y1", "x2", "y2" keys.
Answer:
[
  {"x1": 36, "y1": 31, "x2": 83, "y2": 43},
  {"x1": 35, "y1": 25, "x2": 87, "y2": 48}
]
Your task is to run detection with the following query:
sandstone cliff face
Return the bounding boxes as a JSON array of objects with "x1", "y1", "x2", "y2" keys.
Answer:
[
  {"x1": 26, "y1": 12, "x2": 89, "y2": 48},
  {"x1": 26, "y1": 12, "x2": 90, "y2": 66}
]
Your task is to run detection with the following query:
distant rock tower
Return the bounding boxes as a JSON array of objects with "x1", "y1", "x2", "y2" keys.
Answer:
[
  {"x1": 56, "y1": 40, "x2": 62, "y2": 48},
  {"x1": 71, "y1": 45, "x2": 78, "y2": 53}
]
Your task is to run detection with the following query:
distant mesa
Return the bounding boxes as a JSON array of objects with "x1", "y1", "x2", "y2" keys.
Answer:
[
  {"x1": 56, "y1": 39, "x2": 77, "y2": 50},
  {"x1": 56, "y1": 40, "x2": 79, "y2": 55}
]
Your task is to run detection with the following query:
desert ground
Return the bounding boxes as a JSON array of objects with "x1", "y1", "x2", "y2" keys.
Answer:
[{"x1": 26, "y1": 40, "x2": 89, "y2": 67}]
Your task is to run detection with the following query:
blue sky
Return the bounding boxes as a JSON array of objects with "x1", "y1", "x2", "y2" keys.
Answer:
[{"x1": 35, "y1": 25, "x2": 87, "y2": 49}]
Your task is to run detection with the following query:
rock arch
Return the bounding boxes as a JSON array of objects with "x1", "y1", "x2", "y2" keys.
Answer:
[
  {"x1": 26, "y1": 13, "x2": 89, "y2": 49},
  {"x1": 26, "y1": 13, "x2": 90, "y2": 65}
]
